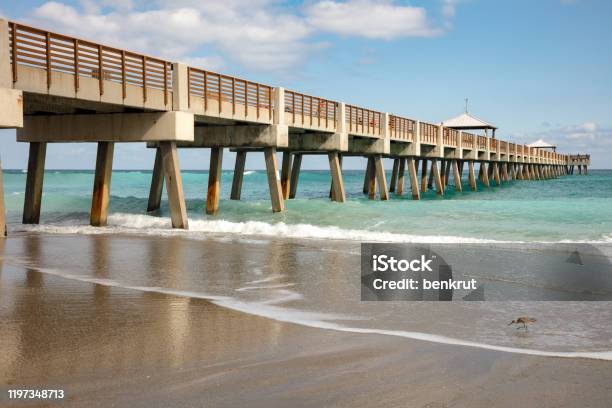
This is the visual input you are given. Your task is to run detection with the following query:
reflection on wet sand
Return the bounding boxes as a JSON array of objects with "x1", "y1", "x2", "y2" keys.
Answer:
[
  {"x1": 0, "y1": 235, "x2": 294, "y2": 386},
  {"x1": 1, "y1": 234, "x2": 612, "y2": 407}
]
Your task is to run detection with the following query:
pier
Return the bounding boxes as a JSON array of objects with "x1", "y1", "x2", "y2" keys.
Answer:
[{"x1": 0, "y1": 19, "x2": 591, "y2": 233}]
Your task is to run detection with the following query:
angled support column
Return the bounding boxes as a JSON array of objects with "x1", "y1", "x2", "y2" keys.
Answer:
[
  {"x1": 468, "y1": 161, "x2": 477, "y2": 191},
  {"x1": 389, "y1": 159, "x2": 399, "y2": 193},
  {"x1": 90, "y1": 142, "x2": 115, "y2": 227},
  {"x1": 374, "y1": 156, "x2": 389, "y2": 200},
  {"x1": 160, "y1": 141, "x2": 189, "y2": 229},
  {"x1": 23, "y1": 142, "x2": 47, "y2": 224},
  {"x1": 328, "y1": 152, "x2": 345, "y2": 203},
  {"x1": 427, "y1": 160, "x2": 434, "y2": 190},
  {"x1": 264, "y1": 147, "x2": 285, "y2": 212},
  {"x1": 481, "y1": 162, "x2": 490, "y2": 187},
  {"x1": 431, "y1": 159, "x2": 444, "y2": 196},
  {"x1": 289, "y1": 153, "x2": 302, "y2": 199},
  {"x1": 330, "y1": 154, "x2": 343, "y2": 200},
  {"x1": 444, "y1": 160, "x2": 451, "y2": 189},
  {"x1": 231, "y1": 150, "x2": 247, "y2": 200},
  {"x1": 147, "y1": 147, "x2": 164, "y2": 211},
  {"x1": 280, "y1": 152, "x2": 292, "y2": 200},
  {"x1": 440, "y1": 160, "x2": 447, "y2": 189},
  {"x1": 502, "y1": 163, "x2": 509, "y2": 182},
  {"x1": 420, "y1": 159, "x2": 428, "y2": 192},
  {"x1": 407, "y1": 158, "x2": 420, "y2": 200},
  {"x1": 364, "y1": 157, "x2": 375, "y2": 195},
  {"x1": 206, "y1": 147, "x2": 223, "y2": 215},
  {"x1": 396, "y1": 158, "x2": 406, "y2": 195},
  {"x1": 452, "y1": 159, "x2": 462, "y2": 192},
  {"x1": 493, "y1": 162, "x2": 501, "y2": 186}
]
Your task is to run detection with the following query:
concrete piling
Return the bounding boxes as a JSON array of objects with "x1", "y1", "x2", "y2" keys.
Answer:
[
  {"x1": 231, "y1": 150, "x2": 247, "y2": 200},
  {"x1": 23, "y1": 142, "x2": 47, "y2": 224},
  {"x1": 90, "y1": 141, "x2": 114, "y2": 227},
  {"x1": 147, "y1": 147, "x2": 164, "y2": 212}
]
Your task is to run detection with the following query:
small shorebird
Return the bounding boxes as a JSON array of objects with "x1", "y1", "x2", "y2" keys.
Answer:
[{"x1": 508, "y1": 316, "x2": 537, "y2": 330}]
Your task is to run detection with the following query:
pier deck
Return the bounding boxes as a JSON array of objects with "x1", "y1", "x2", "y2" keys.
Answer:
[{"x1": 0, "y1": 19, "x2": 591, "y2": 232}]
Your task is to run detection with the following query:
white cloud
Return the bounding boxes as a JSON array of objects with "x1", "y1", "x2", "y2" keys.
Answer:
[
  {"x1": 306, "y1": 0, "x2": 441, "y2": 40},
  {"x1": 27, "y1": 1, "x2": 315, "y2": 71},
  {"x1": 441, "y1": 0, "x2": 458, "y2": 20},
  {"x1": 23, "y1": 0, "x2": 453, "y2": 72},
  {"x1": 533, "y1": 122, "x2": 611, "y2": 151}
]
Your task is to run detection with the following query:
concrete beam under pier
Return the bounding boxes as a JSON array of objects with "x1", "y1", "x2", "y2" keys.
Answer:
[
  {"x1": 288, "y1": 132, "x2": 348, "y2": 152},
  {"x1": 18, "y1": 112, "x2": 194, "y2": 143},
  {"x1": 184, "y1": 124, "x2": 288, "y2": 148},
  {"x1": 349, "y1": 136, "x2": 389, "y2": 155}
]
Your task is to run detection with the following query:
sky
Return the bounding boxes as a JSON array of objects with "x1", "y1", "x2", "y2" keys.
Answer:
[{"x1": 1, "y1": 0, "x2": 610, "y2": 169}]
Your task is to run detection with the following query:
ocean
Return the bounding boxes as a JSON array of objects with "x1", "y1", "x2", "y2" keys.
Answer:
[
  {"x1": 3, "y1": 168, "x2": 612, "y2": 243},
  {"x1": 2, "y1": 168, "x2": 612, "y2": 359}
]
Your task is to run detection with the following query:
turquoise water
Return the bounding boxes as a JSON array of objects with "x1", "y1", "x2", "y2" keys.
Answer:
[{"x1": 3, "y1": 168, "x2": 612, "y2": 242}]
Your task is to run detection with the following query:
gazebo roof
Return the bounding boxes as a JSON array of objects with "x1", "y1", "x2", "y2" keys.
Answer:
[
  {"x1": 441, "y1": 112, "x2": 497, "y2": 130},
  {"x1": 528, "y1": 139, "x2": 556, "y2": 149}
]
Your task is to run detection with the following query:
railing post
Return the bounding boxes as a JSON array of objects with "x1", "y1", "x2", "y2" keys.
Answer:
[
  {"x1": 0, "y1": 19, "x2": 12, "y2": 88},
  {"x1": 337, "y1": 102, "x2": 346, "y2": 134},
  {"x1": 142, "y1": 55, "x2": 147, "y2": 102},
  {"x1": 437, "y1": 125, "x2": 444, "y2": 158},
  {"x1": 413, "y1": 120, "x2": 421, "y2": 157},
  {"x1": 273, "y1": 87, "x2": 285, "y2": 125},
  {"x1": 382, "y1": 112, "x2": 390, "y2": 154},
  {"x1": 45, "y1": 32, "x2": 51, "y2": 89},
  {"x1": 97, "y1": 44, "x2": 103, "y2": 95},
  {"x1": 74, "y1": 39, "x2": 79, "y2": 92},
  {"x1": 171, "y1": 62, "x2": 189, "y2": 111}
]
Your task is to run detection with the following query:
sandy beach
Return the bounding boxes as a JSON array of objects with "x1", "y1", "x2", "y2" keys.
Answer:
[{"x1": 1, "y1": 233, "x2": 611, "y2": 407}]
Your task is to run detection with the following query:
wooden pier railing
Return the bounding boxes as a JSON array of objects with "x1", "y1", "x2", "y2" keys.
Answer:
[
  {"x1": 389, "y1": 115, "x2": 415, "y2": 141},
  {"x1": 419, "y1": 122, "x2": 438, "y2": 145},
  {"x1": 9, "y1": 21, "x2": 172, "y2": 103},
  {"x1": 461, "y1": 132, "x2": 475, "y2": 148},
  {"x1": 187, "y1": 67, "x2": 272, "y2": 120},
  {"x1": 346, "y1": 105, "x2": 382, "y2": 136},
  {"x1": 284, "y1": 90, "x2": 337, "y2": 129},
  {"x1": 442, "y1": 127, "x2": 458, "y2": 147},
  {"x1": 490, "y1": 138, "x2": 498, "y2": 150},
  {"x1": 477, "y1": 135, "x2": 487, "y2": 150}
]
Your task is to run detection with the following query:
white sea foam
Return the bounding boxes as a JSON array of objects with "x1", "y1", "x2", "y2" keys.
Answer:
[
  {"x1": 8, "y1": 261, "x2": 612, "y2": 361},
  {"x1": 15, "y1": 213, "x2": 612, "y2": 244},
  {"x1": 243, "y1": 171, "x2": 255, "y2": 176},
  {"x1": 12, "y1": 212, "x2": 500, "y2": 244}
]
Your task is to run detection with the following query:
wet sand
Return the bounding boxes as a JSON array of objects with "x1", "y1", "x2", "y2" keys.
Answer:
[{"x1": 1, "y1": 234, "x2": 612, "y2": 407}]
